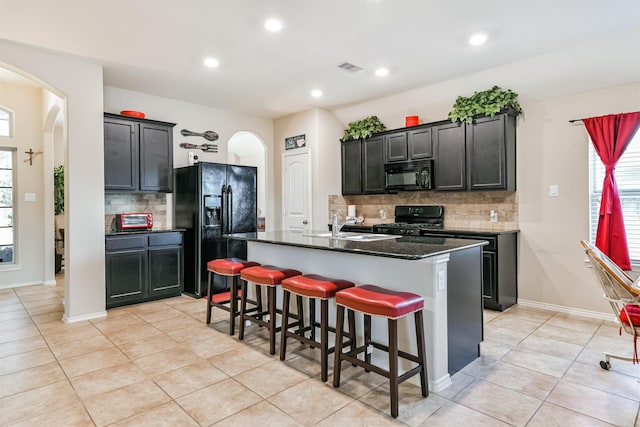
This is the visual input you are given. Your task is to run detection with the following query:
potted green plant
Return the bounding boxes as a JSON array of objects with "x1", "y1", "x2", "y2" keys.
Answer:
[
  {"x1": 448, "y1": 85, "x2": 522, "y2": 124},
  {"x1": 54, "y1": 165, "x2": 64, "y2": 215},
  {"x1": 341, "y1": 116, "x2": 386, "y2": 142}
]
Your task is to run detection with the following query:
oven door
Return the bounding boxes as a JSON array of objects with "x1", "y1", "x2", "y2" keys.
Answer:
[{"x1": 384, "y1": 160, "x2": 432, "y2": 191}]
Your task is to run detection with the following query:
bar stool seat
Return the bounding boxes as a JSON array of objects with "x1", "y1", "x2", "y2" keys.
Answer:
[
  {"x1": 280, "y1": 274, "x2": 356, "y2": 381},
  {"x1": 206, "y1": 258, "x2": 260, "y2": 335},
  {"x1": 239, "y1": 265, "x2": 302, "y2": 355},
  {"x1": 333, "y1": 284, "x2": 428, "y2": 418}
]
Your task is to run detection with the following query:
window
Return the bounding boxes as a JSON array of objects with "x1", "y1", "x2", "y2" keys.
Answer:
[
  {"x1": 0, "y1": 148, "x2": 15, "y2": 264},
  {"x1": 589, "y1": 130, "x2": 640, "y2": 264},
  {"x1": 0, "y1": 107, "x2": 14, "y2": 137}
]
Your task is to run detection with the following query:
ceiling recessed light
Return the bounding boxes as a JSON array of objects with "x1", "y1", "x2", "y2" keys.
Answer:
[
  {"x1": 203, "y1": 57, "x2": 219, "y2": 68},
  {"x1": 375, "y1": 67, "x2": 389, "y2": 77},
  {"x1": 311, "y1": 89, "x2": 323, "y2": 98},
  {"x1": 264, "y1": 18, "x2": 283, "y2": 32},
  {"x1": 468, "y1": 33, "x2": 488, "y2": 46}
]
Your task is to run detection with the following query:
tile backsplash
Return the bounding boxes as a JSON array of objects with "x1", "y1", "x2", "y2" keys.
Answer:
[
  {"x1": 104, "y1": 193, "x2": 169, "y2": 231},
  {"x1": 329, "y1": 191, "x2": 518, "y2": 230}
]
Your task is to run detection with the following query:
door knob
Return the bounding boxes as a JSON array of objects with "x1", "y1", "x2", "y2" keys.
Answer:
[{"x1": 302, "y1": 220, "x2": 308, "y2": 224}]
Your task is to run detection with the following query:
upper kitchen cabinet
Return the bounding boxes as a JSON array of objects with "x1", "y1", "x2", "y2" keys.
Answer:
[
  {"x1": 433, "y1": 121, "x2": 466, "y2": 191},
  {"x1": 341, "y1": 136, "x2": 385, "y2": 195},
  {"x1": 434, "y1": 110, "x2": 517, "y2": 191},
  {"x1": 341, "y1": 139, "x2": 363, "y2": 195},
  {"x1": 385, "y1": 125, "x2": 433, "y2": 163},
  {"x1": 466, "y1": 112, "x2": 516, "y2": 191},
  {"x1": 104, "y1": 113, "x2": 176, "y2": 192},
  {"x1": 362, "y1": 136, "x2": 385, "y2": 193}
]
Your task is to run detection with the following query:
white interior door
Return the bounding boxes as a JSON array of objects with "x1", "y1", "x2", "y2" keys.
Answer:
[{"x1": 283, "y1": 151, "x2": 311, "y2": 231}]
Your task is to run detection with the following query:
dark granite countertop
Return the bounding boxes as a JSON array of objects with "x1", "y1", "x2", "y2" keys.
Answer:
[
  {"x1": 225, "y1": 230, "x2": 487, "y2": 260},
  {"x1": 105, "y1": 228, "x2": 185, "y2": 236},
  {"x1": 332, "y1": 224, "x2": 519, "y2": 236}
]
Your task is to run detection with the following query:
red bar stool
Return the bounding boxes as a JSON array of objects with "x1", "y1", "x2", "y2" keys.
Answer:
[
  {"x1": 206, "y1": 258, "x2": 260, "y2": 335},
  {"x1": 333, "y1": 285, "x2": 428, "y2": 419},
  {"x1": 239, "y1": 265, "x2": 302, "y2": 355},
  {"x1": 279, "y1": 274, "x2": 357, "y2": 382}
]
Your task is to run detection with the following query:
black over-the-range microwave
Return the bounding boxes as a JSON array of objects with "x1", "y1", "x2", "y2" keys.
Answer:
[{"x1": 384, "y1": 160, "x2": 433, "y2": 192}]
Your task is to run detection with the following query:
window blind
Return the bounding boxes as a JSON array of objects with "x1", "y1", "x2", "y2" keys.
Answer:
[{"x1": 589, "y1": 130, "x2": 640, "y2": 264}]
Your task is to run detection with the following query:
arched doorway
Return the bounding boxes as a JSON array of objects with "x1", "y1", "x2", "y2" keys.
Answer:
[
  {"x1": 228, "y1": 131, "x2": 267, "y2": 230},
  {"x1": 0, "y1": 66, "x2": 66, "y2": 289}
]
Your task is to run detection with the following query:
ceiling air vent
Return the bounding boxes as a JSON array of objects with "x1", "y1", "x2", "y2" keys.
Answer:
[{"x1": 338, "y1": 62, "x2": 363, "y2": 73}]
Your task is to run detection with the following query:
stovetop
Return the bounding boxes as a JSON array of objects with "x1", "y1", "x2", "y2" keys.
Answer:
[{"x1": 371, "y1": 205, "x2": 444, "y2": 236}]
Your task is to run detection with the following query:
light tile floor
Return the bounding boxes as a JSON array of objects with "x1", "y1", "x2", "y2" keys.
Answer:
[{"x1": 1, "y1": 278, "x2": 639, "y2": 426}]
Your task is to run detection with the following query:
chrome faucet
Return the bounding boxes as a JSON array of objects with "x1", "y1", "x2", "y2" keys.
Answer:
[{"x1": 332, "y1": 209, "x2": 357, "y2": 237}]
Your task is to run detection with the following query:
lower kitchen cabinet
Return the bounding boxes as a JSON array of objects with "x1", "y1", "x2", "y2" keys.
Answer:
[
  {"x1": 105, "y1": 231, "x2": 183, "y2": 309},
  {"x1": 422, "y1": 230, "x2": 518, "y2": 311},
  {"x1": 465, "y1": 231, "x2": 518, "y2": 311}
]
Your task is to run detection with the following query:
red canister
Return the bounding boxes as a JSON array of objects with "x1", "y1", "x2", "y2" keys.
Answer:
[{"x1": 405, "y1": 116, "x2": 419, "y2": 127}]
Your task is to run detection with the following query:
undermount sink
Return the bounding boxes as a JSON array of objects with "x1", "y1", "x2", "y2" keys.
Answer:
[{"x1": 303, "y1": 232, "x2": 400, "y2": 242}]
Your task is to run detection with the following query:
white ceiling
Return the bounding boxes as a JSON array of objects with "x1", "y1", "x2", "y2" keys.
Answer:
[{"x1": 0, "y1": 0, "x2": 638, "y2": 119}]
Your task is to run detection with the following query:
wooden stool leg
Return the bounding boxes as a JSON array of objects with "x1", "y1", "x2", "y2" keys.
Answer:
[
  {"x1": 320, "y1": 299, "x2": 329, "y2": 382},
  {"x1": 206, "y1": 271, "x2": 214, "y2": 324},
  {"x1": 333, "y1": 304, "x2": 346, "y2": 388},
  {"x1": 296, "y1": 295, "x2": 305, "y2": 335},
  {"x1": 228, "y1": 276, "x2": 238, "y2": 335},
  {"x1": 280, "y1": 289, "x2": 291, "y2": 361},
  {"x1": 268, "y1": 286, "x2": 277, "y2": 355},
  {"x1": 415, "y1": 310, "x2": 428, "y2": 397},
  {"x1": 389, "y1": 318, "x2": 399, "y2": 418},
  {"x1": 256, "y1": 286, "x2": 263, "y2": 321},
  {"x1": 238, "y1": 279, "x2": 248, "y2": 340},
  {"x1": 309, "y1": 298, "x2": 316, "y2": 342},
  {"x1": 364, "y1": 314, "x2": 372, "y2": 370},
  {"x1": 348, "y1": 310, "x2": 356, "y2": 353}
]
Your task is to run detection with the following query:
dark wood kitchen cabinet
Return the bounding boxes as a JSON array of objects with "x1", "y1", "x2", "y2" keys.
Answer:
[
  {"x1": 341, "y1": 136, "x2": 385, "y2": 195},
  {"x1": 105, "y1": 231, "x2": 183, "y2": 309},
  {"x1": 104, "y1": 113, "x2": 176, "y2": 193},
  {"x1": 433, "y1": 121, "x2": 466, "y2": 191},
  {"x1": 341, "y1": 139, "x2": 362, "y2": 195},
  {"x1": 467, "y1": 113, "x2": 516, "y2": 191},
  {"x1": 385, "y1": 126, "x2": 433, "y2": 163},
  {"x1": 362, "y1": 136, "x2": 385, "y2": 193},
  {"x1": 433, "y1": 110, "x2": 516, "y2": 192}
]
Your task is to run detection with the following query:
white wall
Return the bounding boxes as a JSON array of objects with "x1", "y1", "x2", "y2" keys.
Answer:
[
  {"x1": 103, "y1": 87, "x2": 274, "y2": 228},
  {"x1": 273, "y1": 108, "x2": 344, "y2": 230},
  {"x1": 0, "y1": 83, "x2": 44, "y2": 286},
  {"x1": 1, "y1": 39, "x2": 106, "y2": 321},
  {"x1": 517, "y1": 82, "x2": 640, "y2": 313}
]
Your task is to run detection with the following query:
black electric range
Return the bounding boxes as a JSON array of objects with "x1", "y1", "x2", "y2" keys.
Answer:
[{"x1": 372, "y1": 205, "x2": 444, "y2": 236}]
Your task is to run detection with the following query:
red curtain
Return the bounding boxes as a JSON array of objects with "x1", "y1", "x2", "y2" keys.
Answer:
[{"x1": 583, "y1": 112, "x2": 640, "y2": 270}]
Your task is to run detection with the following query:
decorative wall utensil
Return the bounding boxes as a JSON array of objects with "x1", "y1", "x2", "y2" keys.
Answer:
[
  {"x1": 179, "y1": 142, "x2": 218, "y2": 153},
  {"x1": 180, "y1": 129, "x2": 219, "y2": 141}
]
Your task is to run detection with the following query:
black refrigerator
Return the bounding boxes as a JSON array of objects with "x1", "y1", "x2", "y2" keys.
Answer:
[{"x1": 174, "y1": 162, "x2": 257, "y2": 297}]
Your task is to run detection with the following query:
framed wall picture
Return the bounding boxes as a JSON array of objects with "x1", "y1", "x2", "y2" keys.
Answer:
[{"x1": 285, "y1": 134, "x2": 306, "y2": 150}]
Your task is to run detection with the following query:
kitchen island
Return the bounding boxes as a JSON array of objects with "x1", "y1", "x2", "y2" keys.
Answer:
[{"x1": 226, "y1": 230, "x2": 487, "y2": 392}]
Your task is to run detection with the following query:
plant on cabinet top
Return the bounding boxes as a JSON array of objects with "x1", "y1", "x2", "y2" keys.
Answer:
[
  {"x1": 448, "y1": 85, "x2": 522, "y2": 124},
  {"x1": 341, "y1": 116, "x2": 386, "y2": 142}
]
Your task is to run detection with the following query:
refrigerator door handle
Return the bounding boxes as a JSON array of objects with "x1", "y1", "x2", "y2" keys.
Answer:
[
  {"x1": 227, "y1": 185, "x2": 233, "y2": 233},
  {"x1": 221, "y1": 185, "x2": 227, "y2": 234}
]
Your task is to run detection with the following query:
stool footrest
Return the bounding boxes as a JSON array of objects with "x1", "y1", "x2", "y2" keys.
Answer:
[{"x1": 338, "y1": 344, "x2": 424, "y2": 384}]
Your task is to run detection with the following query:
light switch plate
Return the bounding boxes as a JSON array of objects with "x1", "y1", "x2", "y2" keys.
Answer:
[
  {"x1": 25, "y1": 193, "x2": 36, "y2": 202},
  {"x1": 549, "y1": 185, "x2": 559, "y2": 197}
]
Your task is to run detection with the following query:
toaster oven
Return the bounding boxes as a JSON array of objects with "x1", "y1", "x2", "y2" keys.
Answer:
[{"x1": 115, "y1": 213, "x2": 153, "y2": 230}]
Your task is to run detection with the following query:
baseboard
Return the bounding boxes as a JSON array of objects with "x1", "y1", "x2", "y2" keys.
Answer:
[
  {"x1": 0, "y1": 280, "x2": 45, "y2": 290},
  {"x1": 62, "y1": 310, "x2": 107, "y2": 323},
  {"x1": 517, "y1": 298, "x2": 615, "y2": 322}
]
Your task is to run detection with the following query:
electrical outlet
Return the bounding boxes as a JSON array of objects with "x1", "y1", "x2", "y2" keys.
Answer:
[
  {"x1": 25, "y1": 193, "x2": 36, "y2": 202},
  {"x1": 188, "y1": 152, "x2": 196, "y2": 165}
]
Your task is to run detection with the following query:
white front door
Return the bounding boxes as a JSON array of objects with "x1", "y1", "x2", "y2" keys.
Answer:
[{"x1": 283, "y1": 151, "x2": 311, "y2": 231}]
